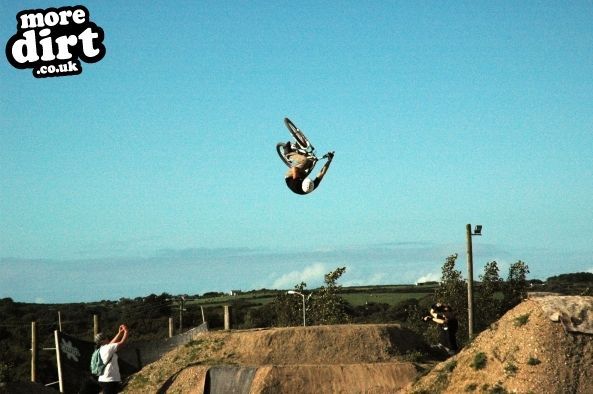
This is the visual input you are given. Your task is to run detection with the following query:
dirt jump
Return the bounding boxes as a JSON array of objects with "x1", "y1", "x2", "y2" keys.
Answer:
[
  {"x1": 123, "y1": 295, "x2": 593, "y2": 394},
  {"x1": 410, "y1": 295, "x2": 593, "y2": 394}
]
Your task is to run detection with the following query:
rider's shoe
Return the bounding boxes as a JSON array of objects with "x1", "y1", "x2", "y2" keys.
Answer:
[
  {"x1": 284, "y1": 141, "x2": 294, "y2": 153},
  {"x1": 326, "y1": 151, "x2": 335, "y2": 160}
]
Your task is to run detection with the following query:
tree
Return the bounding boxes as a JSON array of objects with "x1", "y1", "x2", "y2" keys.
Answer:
[
  {"x1": 310, "y1": 267, "x2": 349, "y2": 325},
  {"x1": 434, "y1": 254, "x2": 468, "y2": 343},
  {"x1": 434, "y1": 254, "x2": 467, "y2": 314},
  {"x1": 476, "y1": 260, "x2": 503, "y2": 330},
  {"x1": 502, "y1": 260, "x2": 530, "y2": 310},
  {"x1": 273, "y1": 282, "x2": 307, "y2": 327}
]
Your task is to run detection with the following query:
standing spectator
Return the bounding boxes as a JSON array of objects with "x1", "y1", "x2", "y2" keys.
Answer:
[{"x1": 94, "y1": 324, "x2": 129, "y2": 393}]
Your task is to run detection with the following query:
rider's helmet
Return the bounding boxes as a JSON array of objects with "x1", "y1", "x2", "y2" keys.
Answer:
[{"x1": 302, "y1": 178, "x2": 315, "y2": 193}]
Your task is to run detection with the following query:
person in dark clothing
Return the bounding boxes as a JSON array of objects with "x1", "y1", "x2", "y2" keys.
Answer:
[{"x1": 423, "y1": 303, "x2": 459, "y2": 355}]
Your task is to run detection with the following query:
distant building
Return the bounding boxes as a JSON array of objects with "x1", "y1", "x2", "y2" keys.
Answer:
[{"x1": 229, "y1": 290, "x2": 242, "y2": 296}]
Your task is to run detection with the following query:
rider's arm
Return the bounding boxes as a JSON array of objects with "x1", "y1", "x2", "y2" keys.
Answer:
[{"x1": 314, "y1": 156, "x2": 333, "y2": 183}]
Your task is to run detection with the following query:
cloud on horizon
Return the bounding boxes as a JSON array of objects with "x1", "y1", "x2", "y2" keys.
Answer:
[
  {"x1": 269, "y1": 262, "x2": 328, "y2": 289},
  {"x1": 3, "y1": 240, "x2": 583, "y2": 303}
]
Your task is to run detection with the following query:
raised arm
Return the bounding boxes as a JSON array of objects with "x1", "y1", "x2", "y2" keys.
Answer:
[
  {"x1": 110, "y1": 324, "x2": 129, "y2": 349},
  {"x1": 313, "y1": 153, "x2": 334, "y2": 183}
]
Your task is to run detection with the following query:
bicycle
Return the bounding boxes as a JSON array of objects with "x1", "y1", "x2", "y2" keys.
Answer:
[{"x1": 276, "y1": 118, "x2": 331, "y2": 176}]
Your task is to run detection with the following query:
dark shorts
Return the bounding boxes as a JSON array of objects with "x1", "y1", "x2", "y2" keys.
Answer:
[{"x1": 99, "y1": 381, "x2": 121, "y2": 394}]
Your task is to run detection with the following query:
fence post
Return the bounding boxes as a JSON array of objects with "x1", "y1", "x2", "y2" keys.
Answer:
[
  {"x1": 201, "y1": 306, "x2": 206, "y2": 324},
  {"x1": 169, "y1": 317, "x2": 173, "y2": 338},
  {"x1": 93, "y1": 314, "x2": 99, "y2": 339},
  {"x1": 224, "y1": 305, "x2": 231, "y2": 331},
  {"x1": 54, "y1": 330, "x2": 64, "y2": 393},
  {"x1": 31, "y1": 321, "x2": 37, "y2": 382}
]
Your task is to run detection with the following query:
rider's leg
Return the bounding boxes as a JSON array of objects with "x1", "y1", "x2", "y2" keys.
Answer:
[{"x1": 285, "y1": 152, "x2": 314, "y2": 177}]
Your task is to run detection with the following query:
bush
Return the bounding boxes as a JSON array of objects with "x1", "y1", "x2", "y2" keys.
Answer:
[
  {"x1": 514, "y1": 313, "x2": 530, "y2": 327},
  {"x1": 470, "y1": 352, "x2": 487, "y2": 370},
  {"x1": 504, "y1": 362, "x2": 518, "y2": 375}
]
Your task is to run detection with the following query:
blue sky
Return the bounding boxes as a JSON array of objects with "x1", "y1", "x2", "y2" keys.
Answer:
[{"x1": 1, "y1": 1, "x2": 592, "y2": 303}]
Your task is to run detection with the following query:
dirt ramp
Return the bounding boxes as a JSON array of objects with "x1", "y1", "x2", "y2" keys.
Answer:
[
  {"x1": 204, "y1": 366, "x2": 257, "y2": 394},
  {"x1": 220, "y1": 324, "x2": 426, "y2": 365},
  {"x1": 409, "y1": 296, "x2": 593, "y2": 394},
  {"x1": 123, "y1": 324, "x2": 428, "y2": 393},
  {"x1": 251, "y1": 363, "x2": 418, "y2": 394}
]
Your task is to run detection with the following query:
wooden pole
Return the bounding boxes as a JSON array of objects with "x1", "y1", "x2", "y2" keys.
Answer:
[
  {"x1": 58, "y1": 311, "x2": 62, "y2": 332},
  {"x1": 93, "y1": 314, "x2": 99, "y2": 339},
  {"x1": 31, "y1": 321, "x2": 37, "y2": 382},
  {"x1": 169, "y1": 317, "x2": 173, "y2": 338},
  {"x1": 179, "y1": 299, "x2": 184, "y2": 334},
  {"x1": 200, "y1": 306, "x2": 206, "y2": 324},
  {"x1": 224, "y1": 305, "x2": 230, "y2": 331},
  {"x1": 54, "y1": 330, "x2": 64, "y2": 393},
  {"x1": 466, "y1": 224, "x2": 474, "y2": 339}
]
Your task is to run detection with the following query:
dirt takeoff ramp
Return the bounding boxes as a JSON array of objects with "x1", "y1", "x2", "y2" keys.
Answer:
[
  {"x1": 409, "y1": 296, "x2": 593, "y2": 394},
  {"x1": 123, "y1": 324, "x2": 428, "y2": 393}
]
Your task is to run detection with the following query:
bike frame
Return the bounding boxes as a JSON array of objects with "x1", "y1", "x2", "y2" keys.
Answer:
[{"x1": 276, "y1": 118, "x2": 319, "y2": 175}]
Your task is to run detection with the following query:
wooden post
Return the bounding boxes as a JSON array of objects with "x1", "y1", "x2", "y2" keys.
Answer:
[
  {"x1": 54, "y1": 330, "x2": 64, "y2": 393},
  {"x1": 224, "y1": 305, "x2": 230, "y2": 331},
  {"x1": 179, "y1": 299, "x2": 184, "y2": 334},
  {"x1": 201, "y1": 306, "x2": 206, "y2": 324},
  {"x1": 31, "y1": 321, "x2": 37, "y2": 382},
  {"x1": 58, "y1": 311, "x2": 62, "y2": 332},
  {"x1": 466, "y1": 224, "x2": 474, "y2": 339},
  {"x1": 168, "y1": 317, "x2": 173, "y2": 338},
  {"x1": 93, "y1": 314, "x2": 100, "y2": 339}
]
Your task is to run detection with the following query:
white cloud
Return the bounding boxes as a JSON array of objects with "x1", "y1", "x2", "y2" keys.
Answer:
[
  {"x1": 270, "y1": 262, "x2": 328, "y2": 289},
  {"x1": 343, "y1": 272, "x2": 386, "y2": 287},
  {"x1": 415, "y1": 272, "x2": 440, "y2": 284}
]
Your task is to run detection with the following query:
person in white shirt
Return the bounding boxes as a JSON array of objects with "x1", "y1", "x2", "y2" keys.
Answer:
[{"x1": 94, "y1": 324, "x2": 129, "y2": 393}]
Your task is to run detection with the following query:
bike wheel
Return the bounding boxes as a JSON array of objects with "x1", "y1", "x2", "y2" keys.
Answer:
[
  {"x1": 284, "y1": 118, "x2": 313, "y2": 150},
  {"x1": 276, "y1": 142, "x2": 291, "y2": 167}
]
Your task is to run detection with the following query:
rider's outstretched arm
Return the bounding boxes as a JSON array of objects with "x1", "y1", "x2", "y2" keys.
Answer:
[{"x1": 314, "y1": 154, "x2": 334, "y2": 183}]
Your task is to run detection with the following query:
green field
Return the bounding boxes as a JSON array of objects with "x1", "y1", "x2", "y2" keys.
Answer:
[
  {"x1": 340, "y1": 292, "x2": 432, "y2": 306},
  {"x1": 186, "y1": 285, "x2": 437, "y2": 307}
]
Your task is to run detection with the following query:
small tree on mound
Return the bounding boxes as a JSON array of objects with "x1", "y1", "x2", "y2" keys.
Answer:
[
  {"x1": 476, "y1": 260, "x2": 503, "y2": 330},
  {"x1": 274, "y1": 282, "x2": 308, "y2": 327},
  {"x1": 310, "y1": 267, "x2": 350, "y2": 325},
  {"x1": 502, "y1": 260, "x2": 530, "y2": 311},
  {"x1": 434, "y1": 254, "x2": 468, "y2": 338}
]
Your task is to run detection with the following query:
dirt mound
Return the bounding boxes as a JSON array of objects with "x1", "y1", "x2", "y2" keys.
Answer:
[
  {"x1": 123, "y1": 324, "x2": 428, "y2": 393},
  {"x1": 409, "y1": 296, "x2": 593, "y2": 394}
]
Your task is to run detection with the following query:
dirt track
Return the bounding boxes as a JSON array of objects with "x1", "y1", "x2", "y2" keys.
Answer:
[
  {"x1": 124, "y1": 324, "x2": 428, "y2": 393},
  {"x1": 124, "y1": 296, "x2": 593, "y2": 394}
]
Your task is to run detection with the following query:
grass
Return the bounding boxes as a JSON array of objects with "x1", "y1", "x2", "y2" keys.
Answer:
[
  {"x1": 443, "y1": 360, "x2": 457, "y2": 373},
  {"x1": 513, "y1": 313, "x2": 530, "y2": 327},
  {"x1": 340, "y1": 292, "x2": 430, "y2": 306},
  {"x1": 185, "y1": 285, "x2": 436, "y2": 307},
  {"x1": 470, "y1": 352, "x2": 487, "y2": 370},
  {"x1": 527, "y1": 357, "x2": 541, "y2": 366},
  {"x1": 504, "y1": 362, "x2": 518, "y2": 376}
]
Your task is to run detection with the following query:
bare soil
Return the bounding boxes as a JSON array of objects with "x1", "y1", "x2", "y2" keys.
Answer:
[
  {"x1": 123, "y1": 324, "x2": 428, "y2": 393},
  {"x1": 409, "y1": 296, "x2": 593, "y2": 394},
  {"x1": 123, "y1": 296, "x2": 593, "y2": 394}
]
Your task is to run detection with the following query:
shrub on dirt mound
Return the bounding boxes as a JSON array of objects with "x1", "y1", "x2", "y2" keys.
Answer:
[{"x1": 409, "y1": 296, "x2": 593, "y2": 394}]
